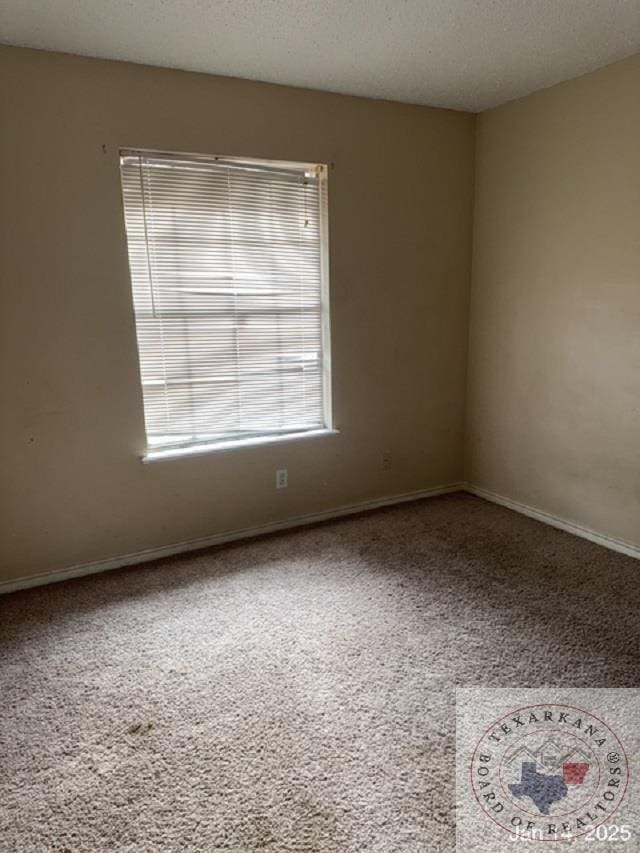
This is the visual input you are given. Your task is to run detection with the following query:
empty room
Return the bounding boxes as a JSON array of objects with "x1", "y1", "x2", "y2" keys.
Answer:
[{"x1": 1, "y1": 1, "x2": 639, "y2": 850}]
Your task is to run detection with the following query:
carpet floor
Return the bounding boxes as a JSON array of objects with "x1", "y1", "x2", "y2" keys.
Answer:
[{"x1": 0, "y1": 493, "x2": 638, "y2": 852}]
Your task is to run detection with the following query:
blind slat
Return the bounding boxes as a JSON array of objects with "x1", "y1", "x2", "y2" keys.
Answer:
[{"x1": 120, "y1": 149, "x2": 330, "y2": 452}]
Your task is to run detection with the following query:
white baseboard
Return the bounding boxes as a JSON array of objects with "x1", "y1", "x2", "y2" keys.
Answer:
[
  {"x1": 466, "y1": 484, "x2": 640, "y2": 561},
  {"x1": 5, "y1": 481, "x2": 636, "y2": 595},
  {"x1": 0, "y1": 483, "x2": 464, "y2": 595}
]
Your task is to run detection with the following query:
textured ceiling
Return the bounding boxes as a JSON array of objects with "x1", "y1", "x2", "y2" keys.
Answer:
[{"x1": 1, "y1": 0, "x2": 639, "y2": 111}]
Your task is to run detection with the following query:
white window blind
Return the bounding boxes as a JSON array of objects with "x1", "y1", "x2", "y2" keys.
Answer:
[{"x1": 120, "y1": 149, "x2": 331, "y2": 455}]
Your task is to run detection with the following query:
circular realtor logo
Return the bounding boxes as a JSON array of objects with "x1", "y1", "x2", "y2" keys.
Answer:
[{"x1": 470, "y1": 703, "x2": 629, "y2": 842}]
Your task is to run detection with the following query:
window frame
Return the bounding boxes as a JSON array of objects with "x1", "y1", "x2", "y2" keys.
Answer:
[{"x1": 119, "y1": 148, "x2": 336, "y2": 461}]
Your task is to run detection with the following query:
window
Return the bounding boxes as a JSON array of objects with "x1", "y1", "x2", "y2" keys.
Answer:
[{"x1": 120, "y1": 149, "x2": 332, "y2": 458}]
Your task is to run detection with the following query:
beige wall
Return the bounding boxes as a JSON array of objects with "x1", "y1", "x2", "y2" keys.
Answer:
[
  {"x1": 6, "y1": 44, "x2": 636, "y2": 587},
  {"x1": 467, "y1": 54, "x2": 640, "y2": 548},
  {"x1": 0, "y1": 46, "x2": 475, "y2": 583}
]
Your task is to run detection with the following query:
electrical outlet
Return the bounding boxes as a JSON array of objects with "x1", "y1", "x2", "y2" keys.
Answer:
[
  {"x1": 276, "y1": 468, "x2": 288, "y2": 489},
  {"x1": 382, "y1": 451, "x2": 392, "y2": 471}
]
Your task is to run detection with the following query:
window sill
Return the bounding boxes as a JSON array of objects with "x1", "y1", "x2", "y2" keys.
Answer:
[{"x1": 141, "y1": 428, "x2": 340, "y2": 463}]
